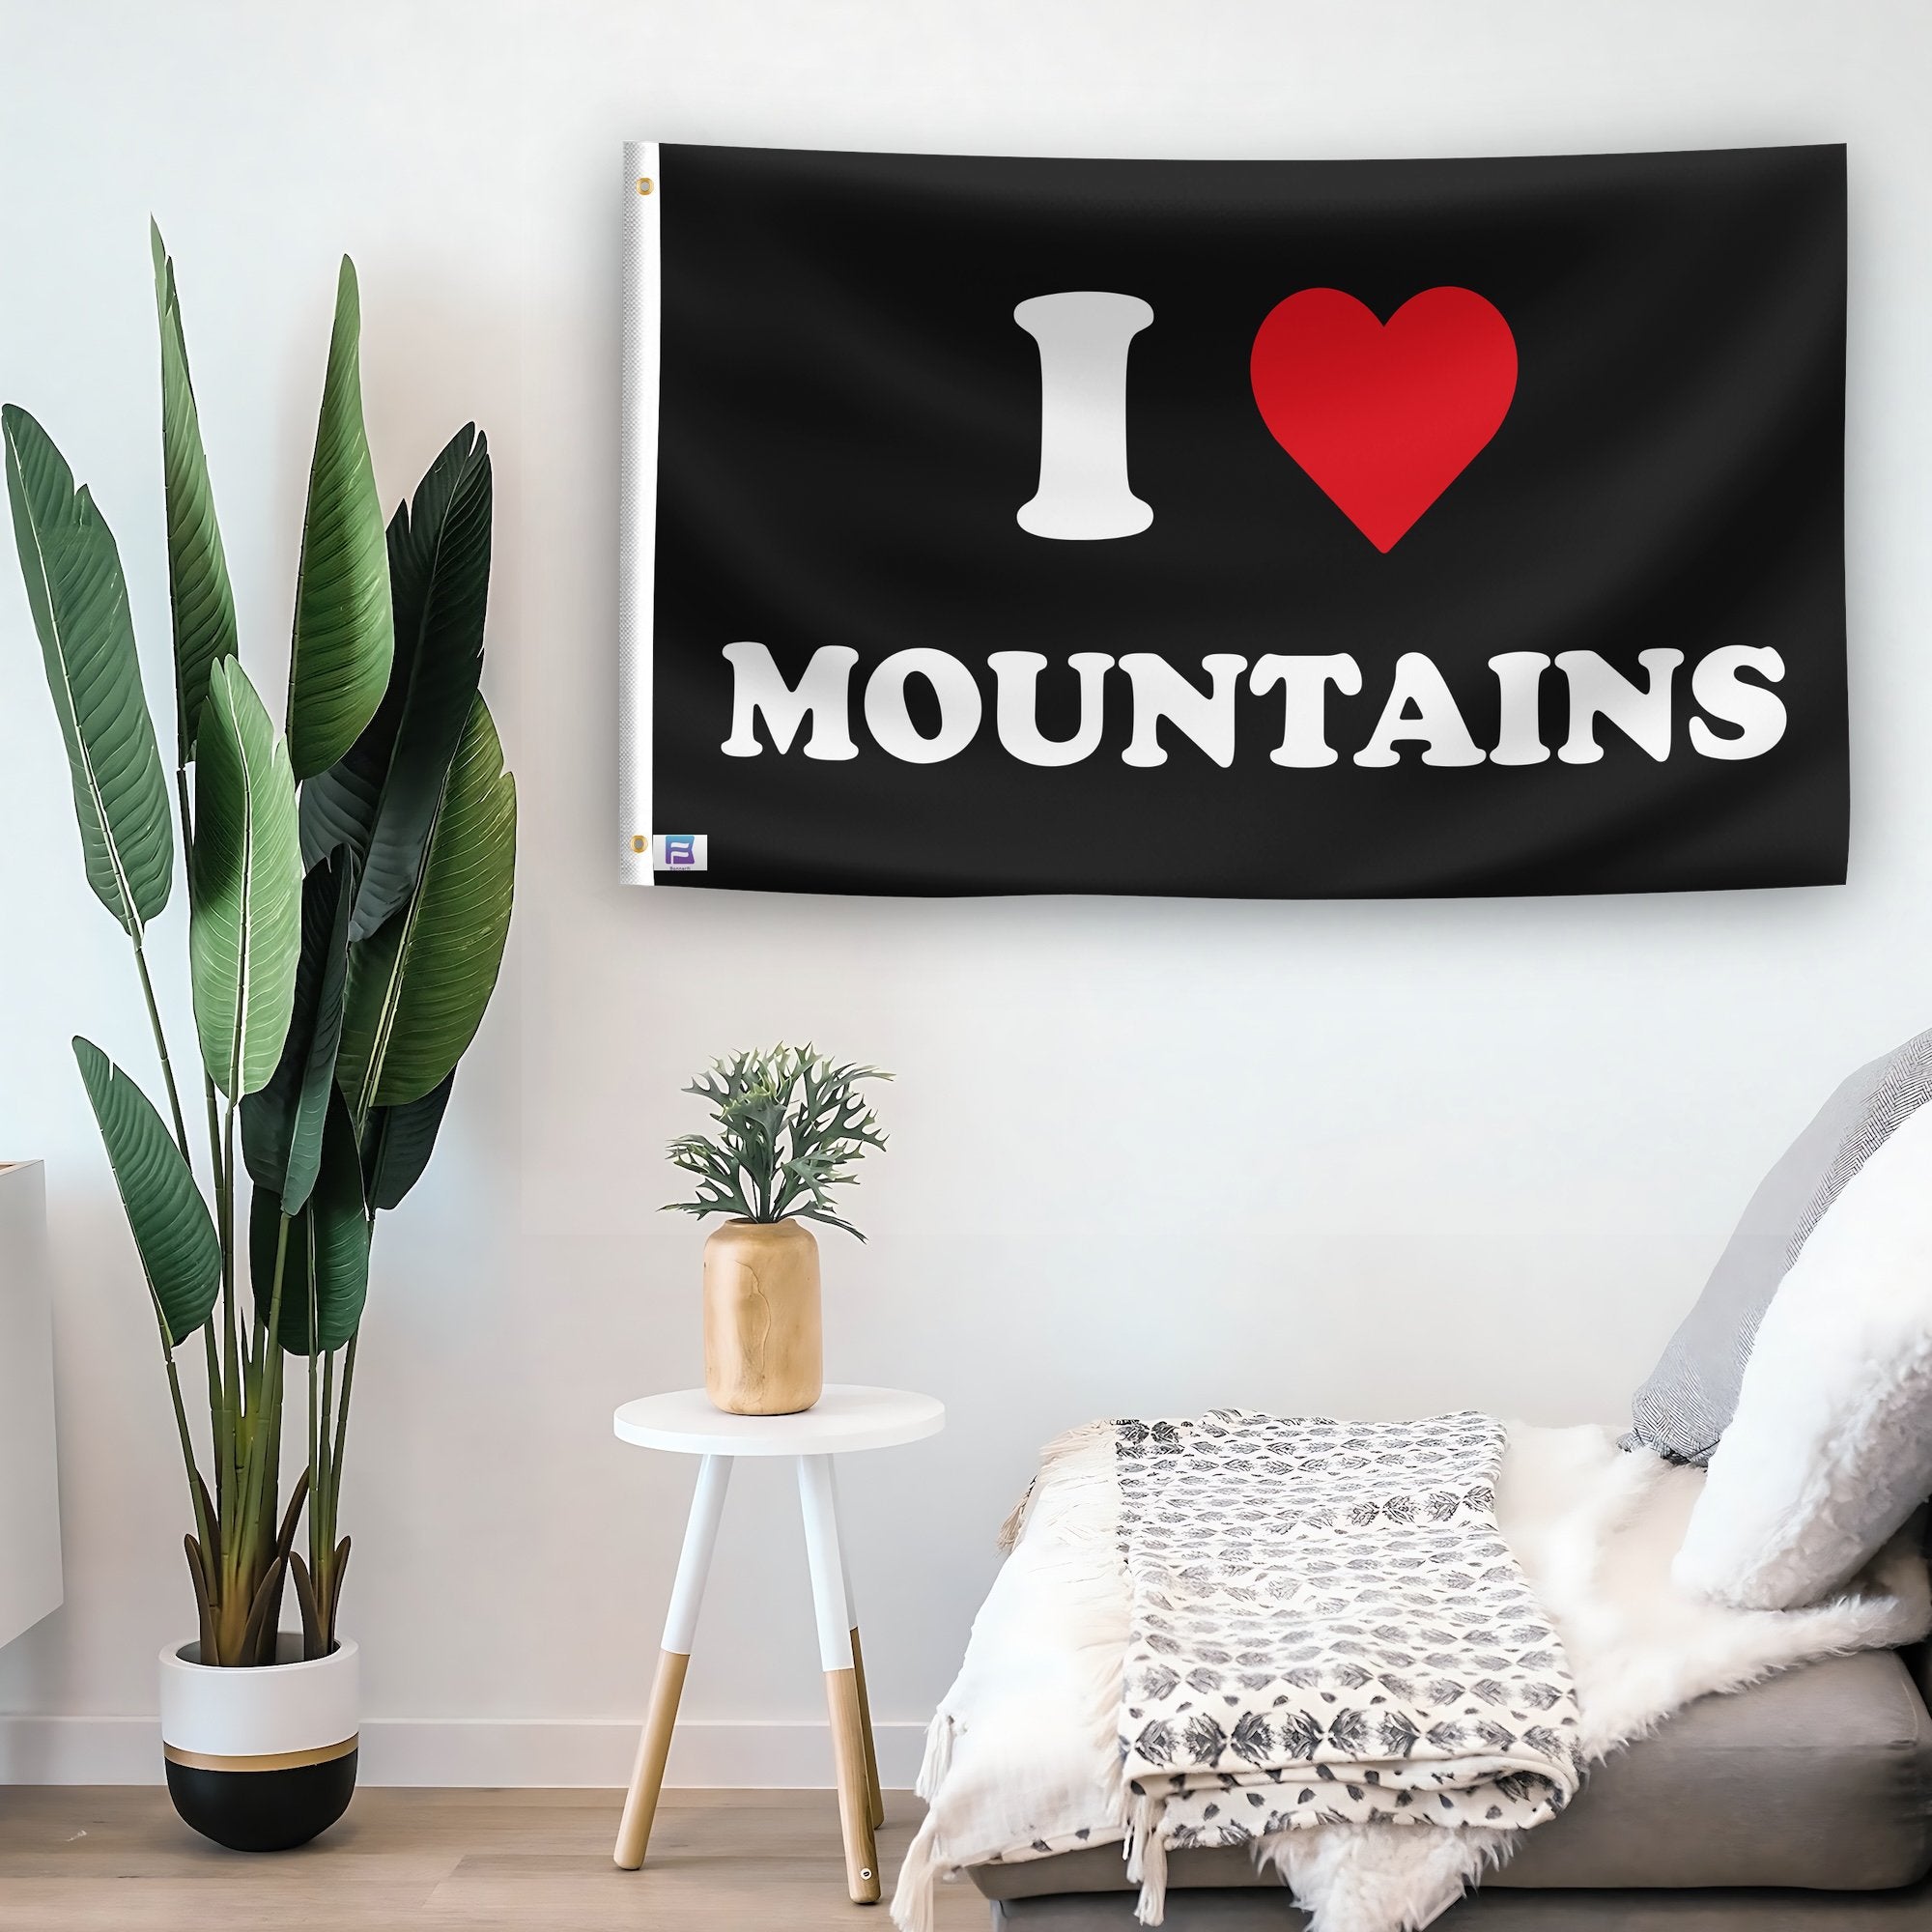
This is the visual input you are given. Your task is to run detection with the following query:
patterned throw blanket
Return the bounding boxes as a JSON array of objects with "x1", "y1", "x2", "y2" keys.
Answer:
[{"x1": 1113, "y1": 1411, "x2": 1583, "y2": 1918}]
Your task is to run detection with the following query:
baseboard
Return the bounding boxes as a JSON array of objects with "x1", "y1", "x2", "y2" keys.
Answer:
[{"x1": 0, "y1": 1715, "x2": 928, "y2": 1788}]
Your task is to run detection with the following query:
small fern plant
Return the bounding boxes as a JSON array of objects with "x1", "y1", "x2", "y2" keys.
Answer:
[{"x1": 665, "y1": 1044, "x2": 890, "y2": 1239}]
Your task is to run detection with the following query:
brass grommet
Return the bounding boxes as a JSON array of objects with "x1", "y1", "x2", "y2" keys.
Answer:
[
  {"x1": 631, "y1": 835, "x2": 647, "y2": 853},
  {"x1": 637, "y1": 176, "x2": 653, "y2": 196}
]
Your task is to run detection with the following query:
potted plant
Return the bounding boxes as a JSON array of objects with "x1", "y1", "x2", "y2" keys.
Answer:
[
  {"x1": 3, "y1": 227, "x2": 515, "y2": 1850},
  {"x1": 666, "y1": 1046, "x2": 889, "y2": 1415}
]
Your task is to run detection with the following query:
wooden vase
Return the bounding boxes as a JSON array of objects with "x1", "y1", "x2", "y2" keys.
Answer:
[{"x1": 702, "y1": 1218, "x2": 823, "y2": 1415}]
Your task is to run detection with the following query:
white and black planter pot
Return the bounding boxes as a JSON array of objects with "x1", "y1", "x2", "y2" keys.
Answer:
[{"x1": 159, "y1": 1635, "x2": 358, "y2": 1852}]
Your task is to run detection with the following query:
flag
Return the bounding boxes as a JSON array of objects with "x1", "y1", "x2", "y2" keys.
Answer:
[{"x1": 620, "y1": 141, "x2": 1846, "y2": 897}]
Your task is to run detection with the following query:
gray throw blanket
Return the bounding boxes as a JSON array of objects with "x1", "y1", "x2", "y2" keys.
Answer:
[{"x1": 1114, "y1": 1410, "x2": 1584, "y2": 1918}]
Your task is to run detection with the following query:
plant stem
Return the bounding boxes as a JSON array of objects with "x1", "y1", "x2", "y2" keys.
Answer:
[
  {"x1": 217, "y1": 1212, "x2": 288, "y2": 1662},
  {"x1": 240, "y1": 1215, "x2": 291, "y2": 1589},
  {"x1": 218, "y1": 1097, "x2": 242, "y2": 1605},
  {"x1": 202, "y1": 1321, "x2": 225, "y2": 1525},
  {"x1": 130, "y1": 938, "x2": 190, "y2": 1166},
  {"x1": 300, "y1": 1342, "x2": 334, "y2": 1653},
  {"x1": 307, "y1": 1333, "x2": 321, "y2": 1546},
  {"x1": 200, "y1": 1074, "x2": 226, "y2": 1514},
  {"x1": 329, "y1": 1335, "x2": 355, "y2": 1528},
  {"x1": 314, "y1": 1347, "x2": 336, "y2": 1563},
  {"x1": 220, "y1": 1096, "x2": 239, "y2": 1406},
  {"x1": 320, "y1": 1335, "x2": 355, "y2": 1651},
  {"x1": 162, "y1": 1350, "x2": 213, "y2": 1565}
]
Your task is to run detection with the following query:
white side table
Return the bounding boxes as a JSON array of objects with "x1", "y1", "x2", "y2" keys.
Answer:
[{"x1": 611, "y1": 1383, "x2": 945, "y2": 1903}]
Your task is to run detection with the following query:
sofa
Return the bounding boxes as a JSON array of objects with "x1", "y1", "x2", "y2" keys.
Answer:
[
  {"x1": 967, "y1": 1646, "x2": 1932, "y2": 1926},
  {"x1": 928, "y1": 1026, "x2": 1932, "y2": 1929}
]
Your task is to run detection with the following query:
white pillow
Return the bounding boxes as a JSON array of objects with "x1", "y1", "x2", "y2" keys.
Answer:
[{"x1": 1672, "y1": 1096, "x2": 1932, "y2": 1610}]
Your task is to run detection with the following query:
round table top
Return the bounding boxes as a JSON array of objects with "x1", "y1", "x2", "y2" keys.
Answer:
[{"x1": 612, "y1": 1384, "x2": 945, "y2": 1457}]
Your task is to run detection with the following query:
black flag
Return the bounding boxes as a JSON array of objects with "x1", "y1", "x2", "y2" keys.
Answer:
[{"x1": 620, "y1": 141, "x2": 1846, "y2": 898}]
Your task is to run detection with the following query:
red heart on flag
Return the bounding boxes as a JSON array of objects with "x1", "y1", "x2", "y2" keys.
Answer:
[{"x1": 1250, "y1": 287, "x2": 1518, "y2": 553}]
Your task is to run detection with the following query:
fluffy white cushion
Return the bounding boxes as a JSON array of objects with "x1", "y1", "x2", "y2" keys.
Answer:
[{"x1": 1674, "y1": 1099, "x2": 1932, "y2": 1610}]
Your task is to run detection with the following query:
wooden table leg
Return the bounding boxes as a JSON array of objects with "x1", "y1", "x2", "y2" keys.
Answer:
[
  {"x1": 848, "y1": 1625, "x2": 885, "y2": 1831},
  {"x1": 798, "y1": 1454, "x2": 880, "y2": 1903},
  {"x1": 614, "y1": 1454, "x2": 732, "y2": 1869},
  {"x1": 825, "y1": 1663, "x2": 879, "y2": 1899},
  {"x1": 827, "y1": 1462, "x2": 885, "y2": 1830}
]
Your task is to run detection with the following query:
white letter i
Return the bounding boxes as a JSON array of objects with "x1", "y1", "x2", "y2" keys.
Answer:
[{"x1": 1014, "y1": 292, "x2": 1153, "y2": 540}]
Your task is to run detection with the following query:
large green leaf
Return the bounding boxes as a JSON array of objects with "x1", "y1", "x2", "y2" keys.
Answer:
[
  {"x1": 287, "y1": 258, "x2": 392, "y2": 781},
  {"x1": 4, "y1": 406, "x2": 174, "y2": 936},
  {"x1": 73, "y1": 1037, "x2": 219, "y2": 1348},
  {"x1": 242, "y1": 848, "x2": 354, "y2": 1213},
  {"x1": 250, "y1": 1088, "x2": 369, "y2": 1355},
  {"x1": 338, "y1": 695, "x2": 515, "y2": 1114},
  {"x1": 151, "y1": 224, "x2": 238, "y2": 763},
  {"x1": 360, "y1": 1070, "x2": 455, "y2": 1212},
  {"x1": 189, "y1": 658, "x2": 302, "y2": 1098},
  {"x1": 300, "y1": 425, "x2": 491, "y2": 940}
]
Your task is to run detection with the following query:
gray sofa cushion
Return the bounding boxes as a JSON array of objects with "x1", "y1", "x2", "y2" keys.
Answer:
[
  {"x1": 969, "y1": 1650, "x2": 1932, "y2": 1899},
  {"x1": 1625, "y1": 1027, "x2": 1932, "y2": 1465}
]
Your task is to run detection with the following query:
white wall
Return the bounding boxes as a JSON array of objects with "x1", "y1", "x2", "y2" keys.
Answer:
[{"x1": 3, "y1": 0, "x2": 1930, "y2": 1786}]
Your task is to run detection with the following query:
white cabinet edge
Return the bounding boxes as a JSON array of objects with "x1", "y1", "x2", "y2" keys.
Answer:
[{"x1": 0, "y1": 1161, "x2": 62, "y2": 1649}]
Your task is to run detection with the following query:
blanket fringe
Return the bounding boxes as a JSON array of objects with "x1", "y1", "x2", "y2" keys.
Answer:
[
  {"x1": 890, "y1": 1811, "x2": 943, "y2": 1932},
  {"x1": 914, "y1": 1711, "x2": 953, "y2": 1804},
  {"x1": 995, "y1": 1488, "x2": 1032, "y2": 1554},
  {"x1": 1124, "y1": 1790, "x2": 1169, "y2": 1926},
  {"x1": 999, "y1": 1419, "x2": 1114, "y2": 1552}
]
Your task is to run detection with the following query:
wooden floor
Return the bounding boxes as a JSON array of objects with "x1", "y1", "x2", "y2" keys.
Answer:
[{"x1": 0, "y1": 1787, "x2": 986, "y2": 1931}]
